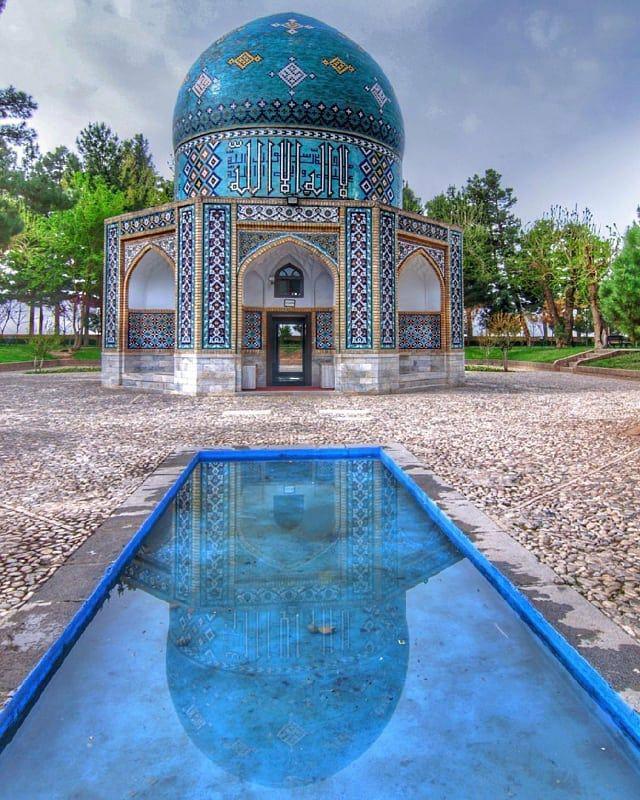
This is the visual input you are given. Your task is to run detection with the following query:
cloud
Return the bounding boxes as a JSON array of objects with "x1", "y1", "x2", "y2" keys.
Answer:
[
  {"x1": 526, "y1": 9, "x2": 563, "y2": 50},
  {"x1": 0, "y1": 0, "x2": 638, "y2": 231}
]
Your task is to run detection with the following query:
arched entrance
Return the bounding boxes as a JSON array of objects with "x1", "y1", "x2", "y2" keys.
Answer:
[
  {"x1": 125, "y1": 247, "x2": 176, "y2": 351},
  {"x1": 397, "y1": 251, "x2": 444, "y2": 350},
  {"x1": 239, "y1": 238, "x2": 337, "y2": 387}
]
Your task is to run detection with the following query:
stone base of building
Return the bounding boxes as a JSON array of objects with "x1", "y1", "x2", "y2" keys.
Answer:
[{"x1": 102, "y1": 350, "x2": 465, "y2": 394}]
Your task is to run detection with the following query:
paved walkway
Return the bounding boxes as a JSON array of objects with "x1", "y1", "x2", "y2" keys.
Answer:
[{"x1": 0, "y1": 369, "x2": 638, "y2": 641}]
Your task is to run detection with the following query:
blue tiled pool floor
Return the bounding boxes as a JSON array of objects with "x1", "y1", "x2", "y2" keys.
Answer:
[{"x1": 1, "y1": 458, "x2": 639, "y2": 798}]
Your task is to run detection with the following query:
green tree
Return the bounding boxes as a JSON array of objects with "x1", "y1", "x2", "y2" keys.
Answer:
[
  {"x1": 76, "y1": 122, "x2": 123, "y2": 187},
  {"x1": 0, "y1": 85, "x2": 38, "y2": 247},
  {"x1": 119, "y1": 133, "x2": 171, "y2": 211},
  {"x1": 600, "y1": 222, "x2": 640, "y2": 344},
  {"x1": 425, "y1": 185, "x2": 496, "y2": 335},
  {"x1": 402, "y1": 181, "x2": 423, "y2": 213}
]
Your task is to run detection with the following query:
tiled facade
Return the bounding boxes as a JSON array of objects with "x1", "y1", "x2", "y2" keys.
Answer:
[{"x1": 102, "y1": 13, "x2": 464, "y2": 394}]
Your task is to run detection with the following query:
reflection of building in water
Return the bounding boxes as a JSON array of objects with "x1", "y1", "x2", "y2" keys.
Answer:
[
  {"x1": 124, "y1": 459, "x2": 461, "y2": 787},
  {"x1": 102, "y1": 12, "x2": 465, "y2": 394}
]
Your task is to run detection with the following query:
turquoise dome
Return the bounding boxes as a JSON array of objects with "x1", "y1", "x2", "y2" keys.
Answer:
[{"x1": 173, "y1": 13, "x2": 405, "y2": 204}]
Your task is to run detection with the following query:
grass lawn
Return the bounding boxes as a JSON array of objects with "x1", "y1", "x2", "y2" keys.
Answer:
[
  {"x1": 72, "y1": 346, "x2": 101, "y2": 361},
  {"x1": 465, "y1": 345, "x2": 591, "y2": 363},
  {"x1": 0, "y1": 344, "x2": 37, "y2": 363},
  {"x1": 0, "y1": 344, "x2": 101, "y2": 363},
  {"x1": 587, "y1": 351, "x2": 640, "y2": 371}
]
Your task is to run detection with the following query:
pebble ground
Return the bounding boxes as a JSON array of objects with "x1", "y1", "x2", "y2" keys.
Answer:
[{"x1": 0, "y1": 369, "x2": 638, "y2": 641}]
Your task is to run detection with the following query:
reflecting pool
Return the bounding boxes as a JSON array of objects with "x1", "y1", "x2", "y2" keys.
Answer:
[{"x1": 1, "y1": 457, "x2": 639, "y2": 799}]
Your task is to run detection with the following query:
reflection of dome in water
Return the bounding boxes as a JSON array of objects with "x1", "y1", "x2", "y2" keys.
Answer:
[
  {"x1": 167, "y1": 603, "x2": 409, "y2": 787},
  {"x1": 125, "y1": 459, "x2": 461, "y2": 787}
]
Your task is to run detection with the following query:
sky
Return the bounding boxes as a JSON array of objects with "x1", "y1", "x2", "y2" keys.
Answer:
[{"x1": 1, "y1": 0, "x2": 639, "y2": 230}]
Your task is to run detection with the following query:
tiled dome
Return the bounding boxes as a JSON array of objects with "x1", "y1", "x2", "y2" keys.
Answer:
[
  {"x1": 172, "y1": 13, "x2": 404, "y2": 204},
  {"x1": 173, "y1": 12, "x2": 404, "y2": 156}
]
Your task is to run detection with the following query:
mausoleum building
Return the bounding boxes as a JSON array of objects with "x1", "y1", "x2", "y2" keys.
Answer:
[{"x1": 101, "y1": 12, "x2": 464, "y2": 393}]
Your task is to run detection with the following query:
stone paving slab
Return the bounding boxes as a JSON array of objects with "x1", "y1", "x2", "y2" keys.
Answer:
[{"x1": 0, "y1": 369, "x2": 638, "y2": 705}]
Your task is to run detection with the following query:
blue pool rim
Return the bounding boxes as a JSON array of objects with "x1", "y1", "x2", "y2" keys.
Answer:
[{"x1": 1, "y1": 445, "x2": 639, "y2": 755}]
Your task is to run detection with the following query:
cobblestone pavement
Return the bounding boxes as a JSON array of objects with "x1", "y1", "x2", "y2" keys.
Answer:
[{"x1": 0, "y1": 370, "x2": 638, "y2": 641}]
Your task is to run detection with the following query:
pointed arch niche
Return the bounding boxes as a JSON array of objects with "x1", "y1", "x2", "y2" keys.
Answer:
[
  {"x1": 125, "y1": 246, "x2": 176, "y2": 350},
  {"x1": 397, "y1": 250, "x2": 443, "y2": 349},
  {"x1": 239, "y1": 238, "x2": 338, "y2": 353}
]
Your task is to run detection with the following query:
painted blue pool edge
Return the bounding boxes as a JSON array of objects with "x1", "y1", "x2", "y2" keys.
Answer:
[{"x1": 0, "y1": 445, "x2": 639, "y2": 757}]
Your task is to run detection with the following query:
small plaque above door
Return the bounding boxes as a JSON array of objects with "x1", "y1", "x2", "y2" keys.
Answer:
[{"x1": 283, "y1": 299, "x2": 296, "y2": 307}]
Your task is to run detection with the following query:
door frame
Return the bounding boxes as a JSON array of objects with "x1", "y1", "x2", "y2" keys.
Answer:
[{"x1": 267, "y1": 312, "x2": 312, "y2": 386}]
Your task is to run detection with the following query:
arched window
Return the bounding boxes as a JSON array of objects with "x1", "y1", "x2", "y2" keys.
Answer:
[{"x1": 274, "y1": 265, "x2": 304, "y2": 298}]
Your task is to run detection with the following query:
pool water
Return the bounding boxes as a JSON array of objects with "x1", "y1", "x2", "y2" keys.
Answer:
[{"x1": 1, "y1": 456, "x2": 640, "y2": 799}]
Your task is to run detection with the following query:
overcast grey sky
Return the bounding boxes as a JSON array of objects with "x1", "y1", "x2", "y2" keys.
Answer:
[{"x1": 1, "y1": 0, "x2": 638, "y2": 229}]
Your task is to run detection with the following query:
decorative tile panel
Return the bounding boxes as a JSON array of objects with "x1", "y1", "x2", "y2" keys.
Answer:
[
  {"x1": 346, "y1": 208, "x2": 373, "y2": 350},
  {"x1": 242, "y1": 310, "x2": 262, "y2": 349},
  {"x1": 345, "y1": 208, "x2": 373, "y2": 349},
  {"x1": 200, "y1": 462, "x2": 230, "y2": 605},
  {"x1": 379, "y1": 210, "x2": 396, "y2": 349},
  {"x1": 180, "y1": 139, "x2": 222, "y2": 197},
  {"x1": 449, "y1": 229, "x2": 464, "y2": 349},
  {"x1": 202, "y1": 203, "x2": 232, "y2": 349},
  {"x1": 174, "y1": 129, "x2": 401, "y2": 204},
  {"x1": 315, "y1": 310, "x2": 334, "y2": 350},
  {"x1": 124, "y1": 233, "x2": 176, "y2": 272},
  {"x1": 177, "y1": 205, "x2": 195, "y2": 348},
  {"x1": 127, "y1": 311, "x2": 175, "y2": 350},
  {"x1": 399, "y1": 313, "x2": 441, "y2": 349},
  {"x1": 237, "y1": 204, "x2": 339, "y2": 224},
  {"x1": 120, "y1": 208, "x2": 175, "y2": 235},
  {"x1": 346, "y1": 459, "x2": 374, "y2": 598},
  {"x1": 238, "y1": 230, "x2": 338, "y2": 264},
  {"x1": 359, "y1": 148, "x2": 395, "y2": 204},
  {"x1": 103, "y1": 222, "x2": 119, "y2": 349},
  {"x1": 397, "y1": 239, "x2": 445, "y2": 274},
  {"x1": 398, "y1": 214, "x2": 448, "y2": 243},
  {"x1": 174, "y1": 477, "x2": 193, "y2": 602}
]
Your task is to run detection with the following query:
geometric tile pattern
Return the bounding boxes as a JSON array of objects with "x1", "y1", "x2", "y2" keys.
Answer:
[
  {"x1": 124, "y1": 233, "x2": 176, "y2": 272},
  {"x1": 397, "y1": 214, "x2": 448, "y2": 243},
  {"x1": 177, "y1": 206, "x2": 195, "y2": 348},
  {"x1": 315, "y1": 310, "x2": 334, "y2": 350},
  {"x1": 345, "y1": 208, "x2": 373, "y2": 349},
  {"x1": 322, "y1": 56, "x2": 355, "y2": 75},
  {"x1": 127, "y1": 311, "x2": 176, "y2": 350},
  {"x1": 228, "y1": 51, "x2": 262, "y2": 70},
  {"x1": 120, "y1": 208, "x2": 175, "y2": 235},
  {"x1": 200, "y1": 461, "x2": 230, "y2": 605},
  {"x1": 242, "y1": 310, "x2": 262, "y2": 349},
  {"x1": 238, "y1": 231, "x2": 338, "y2": 265},
  {"x1": 448, "y1": 228, "x2": 464, "y2": 349},
  {"x1": 359, "y1": 148, "x2": 395, "y2": 204},
  {"x1": 202, "y1": 203, "x2": 232, "y2": 349},
  {"x1": 174, "y1": 477, "x2": 193, "y2": 602},
  {"x1": 181, "y1": 139, "x2": 222, "y2": 197},
  {"x1": 379, "y1": 210, "x2": 396, "y2": 349},
  {"x1": 396, "y1": 239, "x2": 445, "y2": 275},
  {"x1": 173, "y1": 97, "x2": 403, "y2": 155},
  {"x1": 103, "y1": 222, "x2": 120, "y2": 349},
  {"x1": 346, "y1": 458, "x2": 374, "y2": 597},
  {"x1": 399, "y1": 313, "x2": 441, "y2": 349},
  {"x1": 237, "y1": 204, "x2": 340, "y2": 223}
]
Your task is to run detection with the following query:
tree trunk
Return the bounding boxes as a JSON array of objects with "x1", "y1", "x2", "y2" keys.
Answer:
[
  {"x1": 588, "y1": 282, "x2": 607, "y2": 349},
  {"x1": 542, "y1": 319, "x2": 548, "y2": 342},
  {"x1": 465, "y1": 307, "x2": 474, "y2": 339},
  {"x1": 54, "y1": 303, "x2": 61, "y2": 336},
  {"x1": 502, "y1": 347, "x2": 509, "y2": 371},
  {"x1": 82, "y1": 295, "x2": 90, "y2": 346},
  {"x1": 518, "y1": 311, "x2": 531, "y2": 345},
  {"x1": 541, "y1": 284, "x2": 565, "y2": 346},
  {"x1": 28, "y1": 304, "x2": 35, "y2": 336},
  {"x1": 38, "y1": 305, "x2": 44, "y2": 335},
  {"x1": 562, "y1": 286, "x2": 575, "y2": 347}
]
